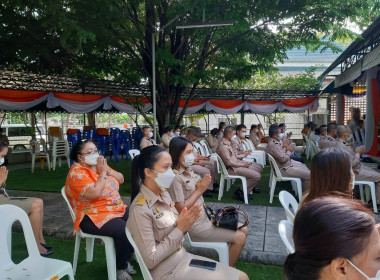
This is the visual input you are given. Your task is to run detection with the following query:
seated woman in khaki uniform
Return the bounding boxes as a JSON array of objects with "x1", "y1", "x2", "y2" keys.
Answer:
[
  {"x1": 127, "y1": 145, "x2": 248, "y2": 280},
  {"x1": 168, "y1": 137, "x2": 248, "y2": 267}
]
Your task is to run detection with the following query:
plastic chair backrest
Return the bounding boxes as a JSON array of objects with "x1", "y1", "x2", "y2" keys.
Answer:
[
  {"x1": 0, "y1": 204, "x2": 41, "y2": 266},
  {"x1": 245, "y1": 139, "x2": 255, "y2": 151},
  {"x1": 216, "y1": 154, "x2": 229, "y2": 176},
  {"x1": 110, "y1": 127, "x2": 120, "y2": 140},
  {"x1": 193, "y1": 142, "x2": 205, "y2": 156},
  {"x1": 61, "y1": 187, "x2": 76, "y2": 222},
  {"x1": 267, "y1": 153, "x2": 282, "y2": 179},
  {"x1": 241, "y1": 140, "x2": 250, "y2": 151},
  {"x1": 120, "y1": 130, "x2": 131, "y2": 140},
  {"x1": 199, "y1": 140, "x2": 211, "y2": 156},
  {"x1": 129, "y1": 149, "x2": 140, "y2": 160},
  {"x1": 279, "y1": 191, "x2": 299, "y2": 222},
  {"x1": 125, "y1": 227, "x2": 153, "y2": 280},
  {"x1": 30, "y1": 139, "x2": 48, "y2": 154},
  {"x1": 278, "y1": 220, "x2": 295, "y2": 254}
]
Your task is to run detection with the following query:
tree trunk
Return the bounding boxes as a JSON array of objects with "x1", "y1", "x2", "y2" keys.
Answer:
[{"x1": 87, "y1": 113, "x2": 96, "y2": 127}]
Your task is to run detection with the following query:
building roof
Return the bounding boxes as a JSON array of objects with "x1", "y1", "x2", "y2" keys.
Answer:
[{"x1": 0, "y1": 69, "x2": 320, "y2": 102}]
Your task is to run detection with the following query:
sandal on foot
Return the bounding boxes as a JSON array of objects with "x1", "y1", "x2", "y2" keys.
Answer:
[
  {"x1": 126, "y1": 262, "x2": 137, "y2": 275},
  {"x1": 117, "y1": 269, "x2": 132, "y2": 280}
]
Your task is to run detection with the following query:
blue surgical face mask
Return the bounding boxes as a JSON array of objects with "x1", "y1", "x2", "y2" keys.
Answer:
[{"x1": 346, "y1": 259, "x2": 380, "y2": 279}]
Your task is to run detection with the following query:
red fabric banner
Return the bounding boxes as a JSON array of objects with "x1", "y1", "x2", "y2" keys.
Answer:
[{"x1": 0, "y1": 89, "x2": 47, "y2": 102}]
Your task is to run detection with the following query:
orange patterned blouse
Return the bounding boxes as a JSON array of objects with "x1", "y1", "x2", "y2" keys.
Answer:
[{"x1": 65, "y1": 163, "x2": 126, "y2": 234}]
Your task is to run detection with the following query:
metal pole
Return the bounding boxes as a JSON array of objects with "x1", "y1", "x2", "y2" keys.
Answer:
[{"x1": 152, "y1": 31, "x2": 157, "y2": 142}]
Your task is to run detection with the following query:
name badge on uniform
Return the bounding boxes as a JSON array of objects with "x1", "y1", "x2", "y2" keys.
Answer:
[{"x1": 155, "y1": 213, "x2": 164, "y2": 219}]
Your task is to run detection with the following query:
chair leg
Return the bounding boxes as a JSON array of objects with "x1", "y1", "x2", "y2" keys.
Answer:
[
  {"x1": 359, "y1": 184, "x2": 365, "y2": 203},
  {"x1": 218, "y1": 174, "x2": 225, "y2": 201},
  {"x1": 269, "y1": 178, "x2": 277, "y2": 203},
  {"x1": 73, "y1": 234, "x2": 81, "y2": 275},
  {"x1": 296, "y1": 180, "x2": 303, "y2": 202},
  {"x1": 227, "y1": 179, "x2": 231, "y2": 191},
  {"x1": 241, "y1": 179, "x2": 248, "y2": 205},
  {"x1": 214, "y1": 246, "x2": 229, "y2": 266},
  {"x1": 103, "y1": 238, "x2": 117, "y2": 280},
  {"x1": 31, "y1": 155, "x2": 35, "y2": 173},
  {"x1": 86, "y1": 237, "x2": 95, "y2": 262},
  {"x1": 46, "y1": 155, "x2": 51, "y2": 171},
  {"x1": 369, "y1": 184, "x2": 378, "y2": 213}
]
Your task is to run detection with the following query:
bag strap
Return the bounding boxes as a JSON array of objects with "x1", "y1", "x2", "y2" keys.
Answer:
[
  {"x1": 236, "y1": 209, "x2": 249, "y2": 229},
  {"x1": 203, "y1": 204, "x2": 215, "y2": 221}
]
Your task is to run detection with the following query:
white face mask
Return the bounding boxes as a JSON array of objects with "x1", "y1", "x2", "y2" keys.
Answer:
[
  {"x1": 279, "y1": 133, "x2": 284, "y2": 140},
  {"x1": 149, "y1": 132, "x2": 153, "y2": 138},
  {"x1": 346, "y1": 259, "x2": 380, "y2": 279},
  {"x1": 240, "y1": 132, "x2": 246, "y2": 139},
  {"x1": 83, "y1": 153, "x2": 99, "y2": 166},
  {"x1": 182, "y1": 153, "x2": 195, "y2": 167},
  {"x1": 151, "y1": 168, "x2": 176, "y2": 189},
  {"x1": 231, "y1": 135, "x2": 237, "y2": 141},
  {"x1": 175, "y1": 131, "x2": 180, "y2": 136},
  {"x1": 0, "y1": 157, "x2": 4, "y2": 166}
]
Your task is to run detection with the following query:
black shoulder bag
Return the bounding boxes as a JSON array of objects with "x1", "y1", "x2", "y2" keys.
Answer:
[{"x1": 204, "y1": 205, "x2": 249, "y2": 231}]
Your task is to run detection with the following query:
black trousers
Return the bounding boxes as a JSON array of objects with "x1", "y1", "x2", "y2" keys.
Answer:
[
  {"x1": 80, "y1": 207, "x2": 134, "y2": 270},
  {"x1": 291, "y1": 155, "x2": 304, "y2": 164}
]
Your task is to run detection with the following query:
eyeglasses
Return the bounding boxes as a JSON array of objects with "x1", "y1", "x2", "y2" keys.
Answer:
[{"x1": 81, "y1": 150, "x2": 100, "y2": 156}]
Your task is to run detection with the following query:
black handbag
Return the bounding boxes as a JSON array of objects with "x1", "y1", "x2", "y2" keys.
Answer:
[{"x1": 204, "y1": 205, "x2": 249, "y2": 231}]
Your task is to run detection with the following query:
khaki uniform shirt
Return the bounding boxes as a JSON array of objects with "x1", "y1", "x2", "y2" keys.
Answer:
[
  {"x1": 206, "y1": 134, "x2": 218, "y2": 153},
  {"x1": 318, "y1": 135, "x2": 337, "y2": 150},
  {"x1": 266, "y1": 137, "x2": 293, "y2": 171},
  {"x1": 231, "y1": 137, "x2": 246, "y2": 160},
  {"x1": 249, "y1": 131, "x2": 260, "y2": 147},
  {"x1": 140, "y1": 137, "x2": 156, "y2": 150},
  {"x1": 161, "y1": 133, "x2": 172, "y2": 150},
  {"x1": 127, "y1": 185, "x2": 185, "y2": 279},
  {"x1": 336, "y1": 138, "x2": 361, "y2": 172},
  {"x1": 217, "y1": 138, "x2": 245, "y2": 170}
]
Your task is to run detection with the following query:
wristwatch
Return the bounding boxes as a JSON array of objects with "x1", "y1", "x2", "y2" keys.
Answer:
[{"x1": 99, "y1": 175, "x2": 107, "y2": 180}]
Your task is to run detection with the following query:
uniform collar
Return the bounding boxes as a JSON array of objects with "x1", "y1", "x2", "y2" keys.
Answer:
[
  {"x1": 222, "y1": 138, "x2": 231, "y2": 145},
  {"x1": 326, "y1": 135, "x2": 336, "y2": 140},
  {"x1": 337, "y1": 138, "x2": 350, "y2": 146},
  {"x1": 270, "y1": 137, "x2": 280, "y2": 144},
  {"x1": 140, "y1": 184, "x2": 168, "y2": 208}
]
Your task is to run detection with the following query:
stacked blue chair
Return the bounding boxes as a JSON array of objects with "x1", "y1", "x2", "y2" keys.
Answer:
[
  {"x1": 131, "y1": 127, "x2": 142, "y2": 149},
  {"x1": 110, "y1": 128, "x2": 121, "y2": 161},
  {"x1": 120, "y1": 130, "x2": 132, "y2": 160},
  {"x1": 97, "y1": 128, "x2": 119, "y2": 162},
  {"x1": 67, "y1": 129, "x2": 82, "y2": 150},
  {"x1": 83, "y1": 126, "x2": 100, "y2": 147}
]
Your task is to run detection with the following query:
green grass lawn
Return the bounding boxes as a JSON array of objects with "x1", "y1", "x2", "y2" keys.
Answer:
[
  {"x1": 11, "y1": 232, "x2": 284, "y2": 280},
  {"x1": 6, "y1": 156, "x2": 310, "y2": 207}
]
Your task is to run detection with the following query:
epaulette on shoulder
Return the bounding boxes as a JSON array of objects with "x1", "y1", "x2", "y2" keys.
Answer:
[{"x1": 135, "y1": 195, "x2": 146, "y2": 206}]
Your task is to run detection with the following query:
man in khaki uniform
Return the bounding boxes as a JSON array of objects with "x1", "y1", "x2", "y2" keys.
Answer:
[
  {"x1": 161, "y1": 126, "x2": 173, "y2": 150},
  {"x1": 249, "y1": 124, "x2": 266, "y2": 151},
  {"x1": 233, "y1": 124, "x2": 263, "y2": 174},
  {"x1": 140, "y1": 126, "x2": 164, "y2": 150},
  {"x1": 186, "y1": 129, "x2": 218, "y2": 195},
  {"x1": 217, "y1": 126, "x2": 262, "y2": 201},
  {"x1": 266, "y1": 125, "x2": 310, "y2": 191},
  {"x1": 337, "y1": 125, "x2": 380, "y2": 203},
  {"x1": 319, "y1": 123, "x2": 337, "y2": 150}
]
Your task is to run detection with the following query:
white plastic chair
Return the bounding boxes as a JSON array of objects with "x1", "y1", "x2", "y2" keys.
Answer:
[
  {"x1": 302, "y1": 134, "x2": 315, "y2": 159},
  {"x1": 198, "y1": 140, "x2": 220, "y2": 173},
  {"x1": 48, "y1": 127, "x2": 70, "y2": 170},
  {"x1": 61, "y1": 187, "x2": 117, "y2": 280},
  {"x1": 279, "y1": 191, "x2": 299, "y2": 223},
  {"x1": 246, "y1": 139, "x2": 266, "y2": 166},
  {"x1": 184, "y1": 233, "x2": 229, "y2": 265},
  {"x1": 241, "y1": 141, "x2": 264, "y2": 167},
  {"x1": 216, "y1": 155, "x2": 249, "y2": 204},
  {"x1": 267, "y1": 154, "x2": 303, "y2": 203},
  {"x1": 278, "y1": 220, "x2": 295, "y2": 254},
  {"x1": 0, "y1": 204, "x2": 74, "y2": 279},
  {"x1": 193, "y1": 142, "x2": 206, "y2": 156},
  {"x1": 355, "y1": 180, "x2": 378, "y2": 213},
  {"x1": 125, "y1": 226, "x2": 153, "y2": 280},
  {"x1": 128, "y1": 149, "x2": 140, "y2": 160}
]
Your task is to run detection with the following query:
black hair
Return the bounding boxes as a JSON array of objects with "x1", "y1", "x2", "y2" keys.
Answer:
[
  {"x1": 284, "y1": 196, "x2": 374, "y2": 280},
  {"x1": 236, "y1": 124, "x2": 246, "y2": 131},
  {"x1": 269, "y1": 125, "x2": 280, "y2": 138},
  {"x1": 70, "y1": 140, "x2": 89, "y2": 162},
  {"x1": 327, "y1": 122, "x2": 337, "y2": 133},
  {"x1": 279, "y1": 123, "x2": 285, "y2": 128},
  {"x1": 169, "y1": 137, "x2": 193, "y2": 169},
  {"x1": 131, "y1": 145, "x2": 166, "y2": 202},
  {"x1": 223, "y1": 126, "x2": 235, "y2": 137},
  {"x1": 163, "y1": 126, "x2": 173, "y2": 134},
  {"x1": 315, "y1": 128, "x2": 321, "y2": 135},
  {"x1": 251, "y1": 124, "x2": 258, "y2": 130},
  {"x1": 307, "y1": 121, "x2": 314, "y2": 128},
  {"x1": 219, "y1": 122, "x2": 226, "y2": 130},
  {"x1": 186, "y1": 128, "x2": 199, "y2": 137},
  {"x1": 210, "y1": 128, "x2": 219, "y2": 137},
  {"x1": 174, "y1": 125, "x2": 181, "y2": 130}
]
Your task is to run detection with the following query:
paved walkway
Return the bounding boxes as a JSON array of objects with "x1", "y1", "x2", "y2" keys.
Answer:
[{"x1": 7, "y1": 190, "x2": 288, "y2": 266}]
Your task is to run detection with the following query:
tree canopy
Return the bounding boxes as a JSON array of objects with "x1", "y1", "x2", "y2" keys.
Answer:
[{"x1": 1, "y1": 0, "x2": 379, "y2": 132}]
